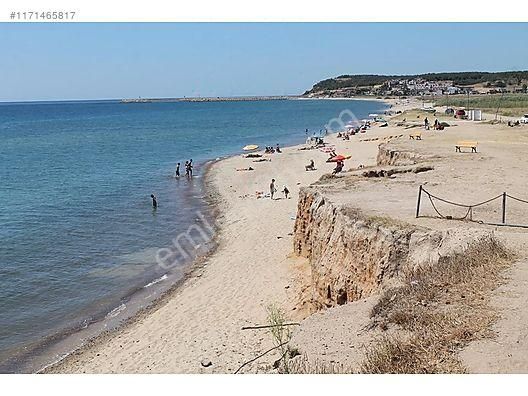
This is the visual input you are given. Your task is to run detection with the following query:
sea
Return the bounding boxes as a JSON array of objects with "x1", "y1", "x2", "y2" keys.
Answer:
[{"x1": 0, "y1": 98, "x2": 388, "y2": 372}]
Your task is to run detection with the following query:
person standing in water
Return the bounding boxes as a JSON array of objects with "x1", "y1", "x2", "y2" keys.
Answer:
[
  {"x1": 175, "y1": 162, "x2": 181, "y2": 178},
  {"x1": 151, "y1": 194, "x2": 158, "y2": 209},
  {"x1": 188, "y1": 159, "x2": 193, "y2": 178},
  {"x1": 270, "y1": 179, "x2": 277, "y2": 200},
  {"x1": 184, "y1": 161, "x2": 189, "y2": 177}
]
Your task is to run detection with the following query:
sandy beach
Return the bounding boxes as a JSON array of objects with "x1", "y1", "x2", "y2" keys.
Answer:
[
  {"x1": 44, "y1": 100, "x2": 401, "y2": 373},
  {"x1": 46, "y1": 98, "x2": 528, "y2": 373}
]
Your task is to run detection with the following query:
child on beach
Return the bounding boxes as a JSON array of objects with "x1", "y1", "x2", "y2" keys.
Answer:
[
  {"x1": 270, "y1": 179, "x2": 277, "y2": 200},
  {"x1": 282, "y1": 186, "x2": 290, "y2": 199}
]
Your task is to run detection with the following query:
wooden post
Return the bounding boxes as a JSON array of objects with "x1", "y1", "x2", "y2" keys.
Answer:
[
  {"x1": 416, "y1": 185, "x2": 423, "y2": 218},
  {"x1": 502, "y1": 192, "x2": 507, "y2": 224}
]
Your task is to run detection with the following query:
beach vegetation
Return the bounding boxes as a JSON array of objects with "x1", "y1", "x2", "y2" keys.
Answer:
[
  {"x1": 266, "y1": 304, "x2": 296, "y2": 373},
  {"x1": 361, "y1": 236, "x2": 513, "y2": 373},
  {"x1": 435, "y1": 93, "x2": 528, "y2": 117}
]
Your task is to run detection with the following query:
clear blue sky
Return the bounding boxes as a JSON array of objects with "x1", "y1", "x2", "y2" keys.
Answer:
[{"x1": 1, "y1": 23, "x2": 527, "y2": 101}]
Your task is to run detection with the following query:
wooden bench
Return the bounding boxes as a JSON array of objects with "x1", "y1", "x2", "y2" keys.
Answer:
[
  {"x1": 409, "y1": 131, "x2": 422, "y2": 140},
  {"x1": 455, "y1": 141, "x2": 478, "y2": 153}
]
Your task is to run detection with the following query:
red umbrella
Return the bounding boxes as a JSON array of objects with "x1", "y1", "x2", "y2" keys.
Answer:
[{"x1": 327, "y1": 155, "x2": 349, "y2": 163}]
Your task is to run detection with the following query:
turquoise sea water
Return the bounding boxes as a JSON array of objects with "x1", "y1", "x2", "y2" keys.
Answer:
[{"x1": 0, "y1": 98, "x2": 387, "y2": 371}]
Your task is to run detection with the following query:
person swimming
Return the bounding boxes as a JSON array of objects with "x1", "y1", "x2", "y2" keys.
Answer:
[{"x1": 151, "y1": 194, "x2": 158, "y2": 209}]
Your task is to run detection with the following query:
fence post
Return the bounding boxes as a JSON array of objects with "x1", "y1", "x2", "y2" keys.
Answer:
[
  {"x1": 502, "y1": 192, "x2": 507, "y2": 224},
  {"x1": 416, "y1": 185, "x2": 423, "y2": 218}
]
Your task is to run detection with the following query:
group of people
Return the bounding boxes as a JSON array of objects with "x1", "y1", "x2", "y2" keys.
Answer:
[
  {"x1": 151, "y1": 159, "x2": 195, "y2": 209},
  {"x1": 269, "y1": 178, "x2": 289, "y2": 200},
  {"x1": 337, "y1": 131, "x2": 352, "y2": 140},
  {"x1": 174, "y1": 159, "x2": 194, "y2": 178},
  {"x1": 508, "y1": 120, "x2": 521, "y2": 127},
  {"x1": 265, "y1": 144, "x2": 282, "y2": 154},
  {"x1": 424, "y1": 117, "x2": 444, "y2": 131}
]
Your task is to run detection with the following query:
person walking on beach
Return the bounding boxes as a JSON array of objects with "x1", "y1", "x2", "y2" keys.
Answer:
[
  {"x1": 270, "y1": 179, "x2": 277, "y2": 200},
  {"x1": 151, "y1": 194, "x2": 158, "y2": 209},
  {"x1": 424, "y1": 117, "x2": 429, "y2": 130},
  {"x1": 175, "y1": 162, "x2": 181, "y2": 178}
]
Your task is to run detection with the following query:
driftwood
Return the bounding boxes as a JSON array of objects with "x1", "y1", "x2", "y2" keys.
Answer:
[
  {"x1": 241, "y1": 323, "x2": 300, "y2": 330},
  {"x1": 234, "y1": 341, "x2": 288, "y2": 374}
]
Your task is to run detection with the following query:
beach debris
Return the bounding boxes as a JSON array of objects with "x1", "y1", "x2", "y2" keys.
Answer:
[
  {"x1": 201, "y1": 359, "x2": 213, "y2": 367},
  {"x1": 234, "y1": 341, "x2": 288, "y2": 374},
  {"x1": 241, "y1": 323, "x2": 300, "y2": 330}
]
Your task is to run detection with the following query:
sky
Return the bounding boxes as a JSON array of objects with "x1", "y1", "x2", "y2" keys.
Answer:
[{"x1": 1, "y1": 23, "x2": 527, "y2": 101}]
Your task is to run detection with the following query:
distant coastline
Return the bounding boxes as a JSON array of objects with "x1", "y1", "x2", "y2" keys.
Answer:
[{"x1": 120, "y1": 95, "x2": 299, "y2": 103}]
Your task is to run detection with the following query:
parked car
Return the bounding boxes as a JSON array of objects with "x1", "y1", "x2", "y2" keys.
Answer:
[
  {"x1": 519, "y1": 114, "x2": 528, "y2": 124},
  {"x1": 455, "y1": 109, "x2": 466, "y2": 119}
]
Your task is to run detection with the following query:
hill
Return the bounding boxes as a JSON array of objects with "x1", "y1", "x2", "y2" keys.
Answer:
[{"x1": 304, "y1": 71, "x2": 528, "y2": 97}]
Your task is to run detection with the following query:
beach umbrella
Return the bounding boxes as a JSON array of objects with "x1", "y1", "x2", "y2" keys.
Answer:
[
  {"x1": 327, "y1": 155, "x2": 351, "y2": 162},
  {"x1": 243, "y1": 144, "x2": 259, "y2": 151}
]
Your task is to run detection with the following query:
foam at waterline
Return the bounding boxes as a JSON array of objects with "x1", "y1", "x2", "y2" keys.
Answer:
[{"x1": 144, "y1": 274, "x2": 168, "y2": 288}]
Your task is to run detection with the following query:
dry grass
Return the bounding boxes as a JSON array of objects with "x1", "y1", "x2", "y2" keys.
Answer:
[
  {"x1": 361, "y1": 236, "x2": 514, "y2": 373},
  {"x1": 288, "y1": 355, "x2": 354, "y2": 374},
  {"x1": 436, "y1": 94, "x2": 528, "y2": 117}
]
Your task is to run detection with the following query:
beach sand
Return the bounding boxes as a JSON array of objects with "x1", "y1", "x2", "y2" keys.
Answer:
[
  {"x1": 48, "y1": 98, "x2": 528, "y2": 373},
  {"x1": 47, "y1": 115, "x2": 399, "y2": 373}
]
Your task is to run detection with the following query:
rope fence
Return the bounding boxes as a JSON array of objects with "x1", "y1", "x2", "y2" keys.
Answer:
[{"x1": 416, "y1": 185, "x2": 528, "y2": 229}]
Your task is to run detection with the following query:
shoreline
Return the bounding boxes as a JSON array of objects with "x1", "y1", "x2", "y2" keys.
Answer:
[
  {"x1": 10, "y1": 159, "x2": 223, "y2": 374},
  {"x1": 42, "y1": 106, "x2": 396, "y2": 374},
  {"x1": 33, "y1": 99, "x2": 391, "y2": 374},
  {"x1": 24, "y1": 96, "x2": 528, "y2": 374}
]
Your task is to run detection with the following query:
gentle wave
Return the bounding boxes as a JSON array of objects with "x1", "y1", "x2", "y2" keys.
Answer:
[{"x1": 143, "y1": 274, "x2": 168, "y2": 288}]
